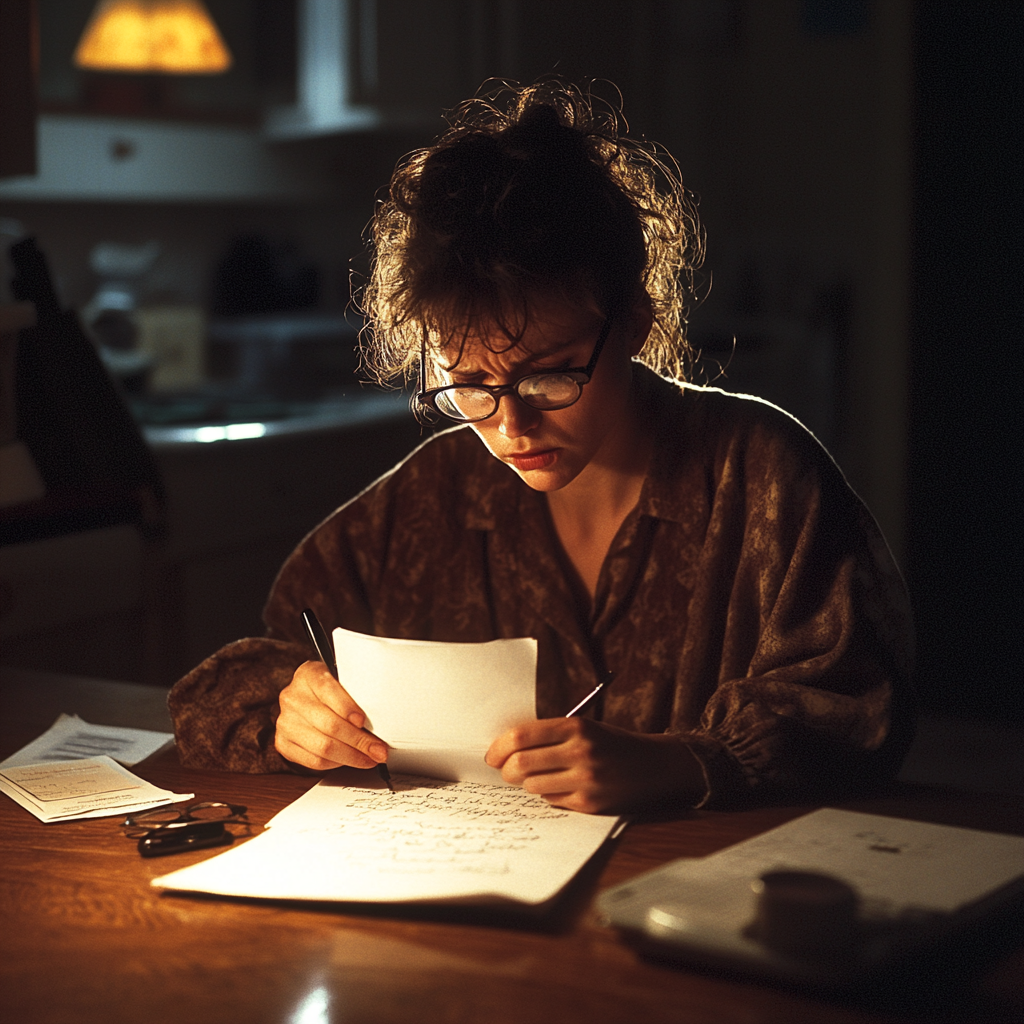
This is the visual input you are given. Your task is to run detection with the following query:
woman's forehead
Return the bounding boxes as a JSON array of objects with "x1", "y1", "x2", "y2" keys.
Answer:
[{"x1": 440, "y1": 301, "x2": 604, "y2": 369}]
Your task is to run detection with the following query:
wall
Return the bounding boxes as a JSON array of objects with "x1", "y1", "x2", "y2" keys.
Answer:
[
  {"x1": 2, "y1": 0, "x2": 918, "y2": 684},
  {"x1": 361, "y1": 0, "x2": 913, "y2": 559},
  {"x1": 906, "y1": 3, "x2": 1023, "y2": 720}
]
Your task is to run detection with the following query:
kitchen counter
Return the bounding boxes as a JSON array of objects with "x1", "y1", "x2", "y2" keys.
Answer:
[{"x1": 1, "y1": 389, "x2": 424, "y2": 685}]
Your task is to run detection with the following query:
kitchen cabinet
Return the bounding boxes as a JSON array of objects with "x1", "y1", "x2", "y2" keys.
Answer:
[
  {"x1": 0, "y1": 398, "x2": 422, "y2": 685},
  {"x1": 0, "y1": 114, "x2": 337, "y2": 203}
]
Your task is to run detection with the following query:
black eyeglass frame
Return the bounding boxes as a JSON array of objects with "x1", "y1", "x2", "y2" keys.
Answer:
[
  {"x1": 415, "y1": 313, "x2": 615, "y2": 424},
  {"x1": 121, "y1": 800, "x2": 248, "y2": 835},
  {"x1": 122, "y1": 801, "x2": 250, "y2": 857}
]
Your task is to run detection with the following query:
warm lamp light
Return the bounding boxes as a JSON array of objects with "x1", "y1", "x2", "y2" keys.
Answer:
[{"x1": 74, "y1": 0, "x2": 232, "y2": 74}]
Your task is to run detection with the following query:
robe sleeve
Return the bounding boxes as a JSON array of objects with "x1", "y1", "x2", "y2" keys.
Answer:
[{"x1": 667, "y1": 401, "x2": 915, "y2": 807}]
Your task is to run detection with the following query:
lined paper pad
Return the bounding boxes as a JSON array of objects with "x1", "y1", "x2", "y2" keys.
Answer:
[
  {"x1": 0, "y1": 755, "x2": 192, "y2": 823},
  {"x1": 153, "y1": 774, "x2": 620, "y2": 905},
  {"x1": 333, "y1": 627, "x2": 537, "y2": 785}
]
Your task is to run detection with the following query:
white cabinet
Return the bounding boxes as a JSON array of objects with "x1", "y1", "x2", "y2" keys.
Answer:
[{"x1": 0, "y1": 114, "x2": 337, "y2": 202}]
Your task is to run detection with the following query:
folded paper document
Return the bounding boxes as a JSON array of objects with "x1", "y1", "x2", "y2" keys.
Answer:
[
  {"x1": 0, "y1": 755, "x2": 192, "y2": 823},
  {"x1": 333, "y1": 627, "x2": 537, "y2": 785}
]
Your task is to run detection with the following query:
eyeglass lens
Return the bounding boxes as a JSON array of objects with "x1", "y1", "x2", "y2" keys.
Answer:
[
  {"x1": 125, "y1": 801, "x2": 246, "y2": 829},
  {"x1": 127, "y1": 806, "x2": 182, "y2": 826},
  {"x1": 435, "y1": 373, "x2": 583, "y2": 421},
  {"x1": 184, "y1": 802, "x2": 244, "y2": 821}
]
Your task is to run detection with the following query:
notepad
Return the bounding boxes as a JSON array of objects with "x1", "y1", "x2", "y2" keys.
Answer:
[
  {"x1": 153, "y1": 771, "x2": 622, "y2": 906},
  {"x1": 332, "y1": 627, "x2": 537, "y2": 785}
]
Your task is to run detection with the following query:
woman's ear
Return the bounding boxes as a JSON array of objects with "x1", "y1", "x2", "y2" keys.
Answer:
[{"x1": 627, "y1": 292, "x2": 654, "y2": 356}]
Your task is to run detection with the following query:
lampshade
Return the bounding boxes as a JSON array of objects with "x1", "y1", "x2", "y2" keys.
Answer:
[{"x1": 74, "y1": 0, "x2": 232, "y2": 74}]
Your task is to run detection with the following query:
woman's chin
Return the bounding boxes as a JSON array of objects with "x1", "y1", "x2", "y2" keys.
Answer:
[{"x1": 509, "y1": 462, "x2": 581, "y2": 492}]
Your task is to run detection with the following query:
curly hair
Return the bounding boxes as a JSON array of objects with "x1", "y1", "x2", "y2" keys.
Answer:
[{"x1": 358, "y1": 79, "x2": 704, "y2": 383}]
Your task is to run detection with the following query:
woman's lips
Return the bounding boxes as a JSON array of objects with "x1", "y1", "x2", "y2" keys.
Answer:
[{"x1": 507, "y1": 448, "x2": 558, "y2": 471}]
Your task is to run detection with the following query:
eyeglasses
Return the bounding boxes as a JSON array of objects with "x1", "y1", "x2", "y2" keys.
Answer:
[
  {"x1": 416, "y1": 314, "x2": 614, "y2": 424},
  {"x1": 122, "y1": 800, "x2": 249, "y2": 857}
]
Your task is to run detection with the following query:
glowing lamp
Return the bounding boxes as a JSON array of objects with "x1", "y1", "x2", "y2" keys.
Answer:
[{"x1": 74, "y1": 0, "x2": 232, "y2": 74}]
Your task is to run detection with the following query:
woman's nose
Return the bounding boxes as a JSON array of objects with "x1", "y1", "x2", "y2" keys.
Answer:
[{"x1": 495, "y1": 392, "x2": 541, "y2": 438}]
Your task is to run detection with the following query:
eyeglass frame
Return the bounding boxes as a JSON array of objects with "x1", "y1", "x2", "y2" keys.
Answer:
[
  {"x1": 415, "y1": 312, "x2": 615, "y2": 424},
  {"x1": 122, "y1": 801, "x2": 251, "y2": 857},
  {"x1": 121, "y1": 800, "x2": 248, "y2": 836}
]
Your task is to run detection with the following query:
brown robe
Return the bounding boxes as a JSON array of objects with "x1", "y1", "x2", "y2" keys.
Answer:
[{"x1": 168, "y1": 367, "x2": 915, "y2": 808}]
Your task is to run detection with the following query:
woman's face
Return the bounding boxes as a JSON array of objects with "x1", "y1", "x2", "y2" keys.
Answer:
[{"x1": 439, "y1": 298, "x2": 651, "y2": 493}]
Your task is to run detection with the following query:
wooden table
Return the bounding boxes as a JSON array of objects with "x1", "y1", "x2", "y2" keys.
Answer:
[{"x1": 1, "y1": 668, "x2": 1022, "y2": 1024}]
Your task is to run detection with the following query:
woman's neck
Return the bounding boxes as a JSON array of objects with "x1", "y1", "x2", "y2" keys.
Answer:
[{"x1": 546, "y1": 392, "x2": 654, "y2": 600}]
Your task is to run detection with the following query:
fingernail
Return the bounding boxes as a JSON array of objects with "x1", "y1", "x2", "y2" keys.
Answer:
[
  {"x1": 369, "y1": 743, "x2": 387, "y2": 762},
  {"x1": 348, "y1": 712, "x2": 364, "y2": 728}
]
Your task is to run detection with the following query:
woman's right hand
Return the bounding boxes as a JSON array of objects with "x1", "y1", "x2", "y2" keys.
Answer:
[{"x1": 274, "y1": 661, "x2": 390, "y2": 771}]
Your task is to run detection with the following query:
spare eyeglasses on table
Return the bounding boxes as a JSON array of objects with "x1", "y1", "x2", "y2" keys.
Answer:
[{"x1": 122, "y1": 801, "x2": 250, "y2": 857}]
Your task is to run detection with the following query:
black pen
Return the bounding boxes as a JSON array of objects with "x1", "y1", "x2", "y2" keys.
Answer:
[{"x1": 300, "y1": 608, "x2": 395, "y2": 794}]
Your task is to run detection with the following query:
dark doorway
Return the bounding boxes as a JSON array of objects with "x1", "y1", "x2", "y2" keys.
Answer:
[{"x1": 907, "y1": 2, "x2": 1023, "y2": 720}]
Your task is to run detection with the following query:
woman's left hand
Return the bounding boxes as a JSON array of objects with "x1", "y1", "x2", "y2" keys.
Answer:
[{"x1": 484, "y1": 717, "x2": 706, "y2": 814}]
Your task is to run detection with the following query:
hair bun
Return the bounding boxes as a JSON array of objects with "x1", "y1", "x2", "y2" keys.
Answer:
[
  {"x1": 362, "y1": 78, "x2": 702, "y2": 385},
  {"x1": 512, "y1": 101, "x2": 564, "y2": 138}
]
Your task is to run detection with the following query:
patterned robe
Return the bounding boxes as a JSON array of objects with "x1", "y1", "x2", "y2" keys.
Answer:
[{"x1": 169, "y1": 367, "x2": 915, "y2": 808}]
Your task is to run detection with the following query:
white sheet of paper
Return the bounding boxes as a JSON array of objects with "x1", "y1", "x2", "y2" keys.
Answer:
[
  {"x1": 0, "y1": 755, "x2": 193, "y2": 823},
  {"x1": 0, "y1": 713, "x2": 173, "y2": 768},
  {"x1": 333, "y1": 627, "x2": 537, "y2": 785},
  {"x1": 153, "y1": 773, "x2": 619, "y2": 905}
]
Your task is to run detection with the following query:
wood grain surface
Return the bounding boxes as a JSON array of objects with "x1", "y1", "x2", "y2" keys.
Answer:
[{"x1": 1, "y1": 669, "x2": 1022, "y2": 1024}]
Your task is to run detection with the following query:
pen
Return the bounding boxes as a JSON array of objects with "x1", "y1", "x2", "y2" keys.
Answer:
[
  {"x1": 565, "y1": 678, "x2": 608, "y2": 718},
  {"x1": 565, "y1": 675, "x2": 629, "y2": 842},
  {"x1": 300, "y1": 608, "x2": 395, "y2": 794}
]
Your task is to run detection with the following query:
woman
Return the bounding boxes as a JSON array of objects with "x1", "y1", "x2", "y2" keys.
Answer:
[{"x1": 169, "y1": 81, "x2": 914, "y2": 813}]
